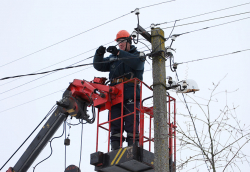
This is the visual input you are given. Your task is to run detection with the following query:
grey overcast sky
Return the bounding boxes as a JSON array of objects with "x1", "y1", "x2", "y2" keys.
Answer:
[{"x1": 0, "y1": 0, "x2": 250, "y2": 171}]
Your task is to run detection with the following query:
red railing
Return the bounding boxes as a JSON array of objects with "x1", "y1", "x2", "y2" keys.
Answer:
[{"x1": 95, "y1": 78, "x2": 176, "y2": 164}]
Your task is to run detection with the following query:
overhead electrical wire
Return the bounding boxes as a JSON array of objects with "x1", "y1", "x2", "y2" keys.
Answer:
[
  {"x1": 1, "y1": 1, "x2": 249, "y2": 112},
  {"x1": 161, "y1": 11, "x2": 250, "y2": 30},
  {"x1": 0, "y1": 55, "x2": 148, "y2": 81},
  {"x1": 0, "y1": 55, "x2": 96, "y2": 95},
  {"x1": 0, "y1": 46, "x2": 151, "y2": 98},
  {"x1": 2, "y1": 47, "x2": 247, "y2": 113},
  {"x1": 154, "y1": 2, "x2": 250, "y2": 26},
  {"x1": 0, "y1": 67, "x2": 92, "y2": 102},
  {"x1": 165, "y1": 20, "x2": 177, "y2": 42},
  {"x1": 144, "y1": 14, "x2": 250, "y2": 36},
  {"x1": 143, "y1": 48, "x2": 250, "y2": 73},
  {"x1": 0, "y1": 55, "x2": 149, "y2": 112},
  {"x1": 2, "y1": 46, "x2": 250, "y2": 82},
  {"x1": 138, "y1": 0, "x2": 175, "y2": 10},
  {"x1": 0, "y1": 16, "x2": 130, "y2": 68},
  {"x1": 0, "y1": 41, "x2": 113, "y2": 87},
  {"x1": 137, "y1": 40, "x2": 152, "y2": 53},
  {"x1": 0, "y1": 17, "x2": 153, "y2": 97},
  {"x1": 171, "y1": 48, "x2": 250, "y2": 66},
  {"x1": 0, "y1": 1, "x2": 247, "y2": 93},
  {"x1": 179, "y1": 16, "x2": 250, "y2": 36},
  {"x1": 0, "y1": 45, "x2": 149, "y2": 96},
  {"x1": 0, "y1": 0, "x2": 176, "y2": 68},
  {"x1": 147, "y1": 13, "x2": 250, "y2": 55},
  {"x1": 0, "y1": 37, "x2": 149, "y2": 85},
  {"x1": 0, "y1": 14, "x2": 247, "y2": 105},
  {"x1": 8, "y1": 0, "x2": 241, "y2": 97},
  {"x1": 0, "y1": 90, "x2": 64, "y2": 114},
  {"x1": 0, "y1": 57, "x2": 147, "y2": 113}
]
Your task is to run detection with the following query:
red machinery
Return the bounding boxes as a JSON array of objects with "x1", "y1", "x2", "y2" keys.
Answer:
[{"x1": 6, "y1": 77, "x2": 176, "y2": 172}]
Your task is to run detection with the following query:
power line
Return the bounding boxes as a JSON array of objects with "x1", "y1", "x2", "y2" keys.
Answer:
[
  {"x1": 0, "y1": 89, "x2": 64, "y2": 114},
  {"x1": 176, "y1": 49, "x2": 250, "y2": 65},
  {"x1": 0, "y1": 45, "x2": 149, "y2": 95},
  {"x1": 0, "y1": 52, "x2": 97, "y2": 94},
  {"x1": 0, "y1": 55, "x2": 146, "y2": 81},
  {"x1": 0, "y1": 56, "x2": 149, "y2": 113},
  {"x1": 161, "y1": 11, "x2": 250, "y2": 30},
  {"x1": 139, "y1": 0, "x2": 175, "y2": 9},
  {"x1": 0, "y1": 72, "x2": 58, "y2": 95},
  {"x1": 155, "y1": 2, "x2": 250, "y2": 26},
  {"x1": 0, "y1": 15, "x2": 131, "y2": 68},
  {"x1": 0, "y1": 0, "x2": 176, "y2": 68},
  {"x1": 0, "y1": 41, "x2": 111, "y2": 93},
  {"x1": 21, "y1": 40, "x2": 112, "y2": 75},
  {"x1": 0, "y1": 40, "x2": 112, "y2": 87},
  {"x1": 0, "y1": 60, "x2": 91, "y2": 95},
  {"x1": 143, "y1": 48, "x2": 250, "y2": 72},
  {"x1": 2, "y1": 47, "x2": 249, "y2": 81},
  {"x1": 3, "y1": 42, "x2": 246, "y2": 109},
  {"x1": 0, "y1": 67, "x2": 92, "y2": 101},
  {"x1": 145, "y1": 15, "x2": 250, "y2": 51},
  {"x1": 179, "y1": 16, "x2": 250, "y2": 36},
  {"x1": 0, "y1": 1, "x2": 176, "y2": 86}
]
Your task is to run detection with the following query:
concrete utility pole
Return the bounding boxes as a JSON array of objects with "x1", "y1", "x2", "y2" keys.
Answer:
[{"x1": 151, "y1": 28, "x2": 169, "y2": 172}]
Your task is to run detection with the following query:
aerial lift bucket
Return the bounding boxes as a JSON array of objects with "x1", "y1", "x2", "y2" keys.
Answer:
[{"x1": 90, "y1": 78, "x2": 176, "y2": 172}]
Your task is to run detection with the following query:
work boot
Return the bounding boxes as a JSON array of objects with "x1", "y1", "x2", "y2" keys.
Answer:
[
  {"x1": 111, "y1": 141, "x2": 120, "y2": 150},
  {"x1": 127, "y1": 140, "x2": 139, "y2": 147}
]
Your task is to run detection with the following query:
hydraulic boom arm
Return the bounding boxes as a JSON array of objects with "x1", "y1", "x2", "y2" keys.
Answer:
[{"x1": 6, "y1": 77, "x2": 119, "y2": 172}]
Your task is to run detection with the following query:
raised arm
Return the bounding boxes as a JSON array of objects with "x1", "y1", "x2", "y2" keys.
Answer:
[{"x1": 93, "y1": 46, "x2": 110, "y2": 72}]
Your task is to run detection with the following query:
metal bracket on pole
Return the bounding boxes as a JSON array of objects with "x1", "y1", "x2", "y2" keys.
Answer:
[{"x1": 135, "y1": 25, "x2": 151, "y2": 43}]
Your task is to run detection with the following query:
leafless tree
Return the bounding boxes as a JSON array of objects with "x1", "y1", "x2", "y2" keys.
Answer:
[{"x1": 175, "y1": 79, "x2": 250, "y2": 172}]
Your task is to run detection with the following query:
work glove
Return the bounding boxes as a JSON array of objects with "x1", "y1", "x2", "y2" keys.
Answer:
[
  {"x1": 107, "y1": 46, "x2": 119, "y2": 56},
  {"x1": 97, "y1": 46, "x2": 106, "y2": 55}
]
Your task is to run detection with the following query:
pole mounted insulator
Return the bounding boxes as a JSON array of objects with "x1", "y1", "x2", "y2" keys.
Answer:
[
  {"x1": 171, "y1": 34, "x2": 181, "y2": 41},
  {"x1": 173, "y1": 63, "x2": 178, "y2": 70},
  {"x1": 166, "y1": 47, "x2": 176, "y2": 57},
  {"x1": 166, "y1": 47, "x2": 173, "y2": 57},
  {"x1": 131, "y1": 31, "x2": 137, "y2": 38},
  {"x1": 150, "y1": 23, "x2": 156, "y2": 29},
  {"x1": 182, "y1": 81, "x2": 187, "y2": 89},
  {"x1": 168, "y1": 77, "x2": 173, "y2": 85},
  {"x1": 171, "y1": 35, "x2": 177, "y2": 41},
  {"x1": 134, "y1": 8, "x2": 140, "y2": 15}
]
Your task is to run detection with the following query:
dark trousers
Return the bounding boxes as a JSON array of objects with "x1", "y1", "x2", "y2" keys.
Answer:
[{"x1": 110, "y1": 99, "x2": 139, "y2": 142}]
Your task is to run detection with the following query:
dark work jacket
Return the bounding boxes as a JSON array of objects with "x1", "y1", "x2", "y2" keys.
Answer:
[{"x1": 93, "y1": 45, "x2": 145, "y2": 100}]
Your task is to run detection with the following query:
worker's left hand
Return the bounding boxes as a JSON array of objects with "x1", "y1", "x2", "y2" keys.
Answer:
[{"x1": 107, "y1": 46, "x2": 119, "y2": 56}]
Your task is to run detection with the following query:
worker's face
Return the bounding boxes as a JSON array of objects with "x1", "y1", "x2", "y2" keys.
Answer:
[{"x1": 117, "y1": 39, "x2": 130, "y2": 52}]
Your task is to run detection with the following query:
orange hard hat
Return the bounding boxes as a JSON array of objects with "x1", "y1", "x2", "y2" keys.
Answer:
[{"x1": 115, "y1": 30, "x2": 130, "y2": 41}]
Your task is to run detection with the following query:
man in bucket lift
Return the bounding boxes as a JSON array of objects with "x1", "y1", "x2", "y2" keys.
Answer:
[{"x1": 93, "y1": 30, "x2": 145, "y2": 150}]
